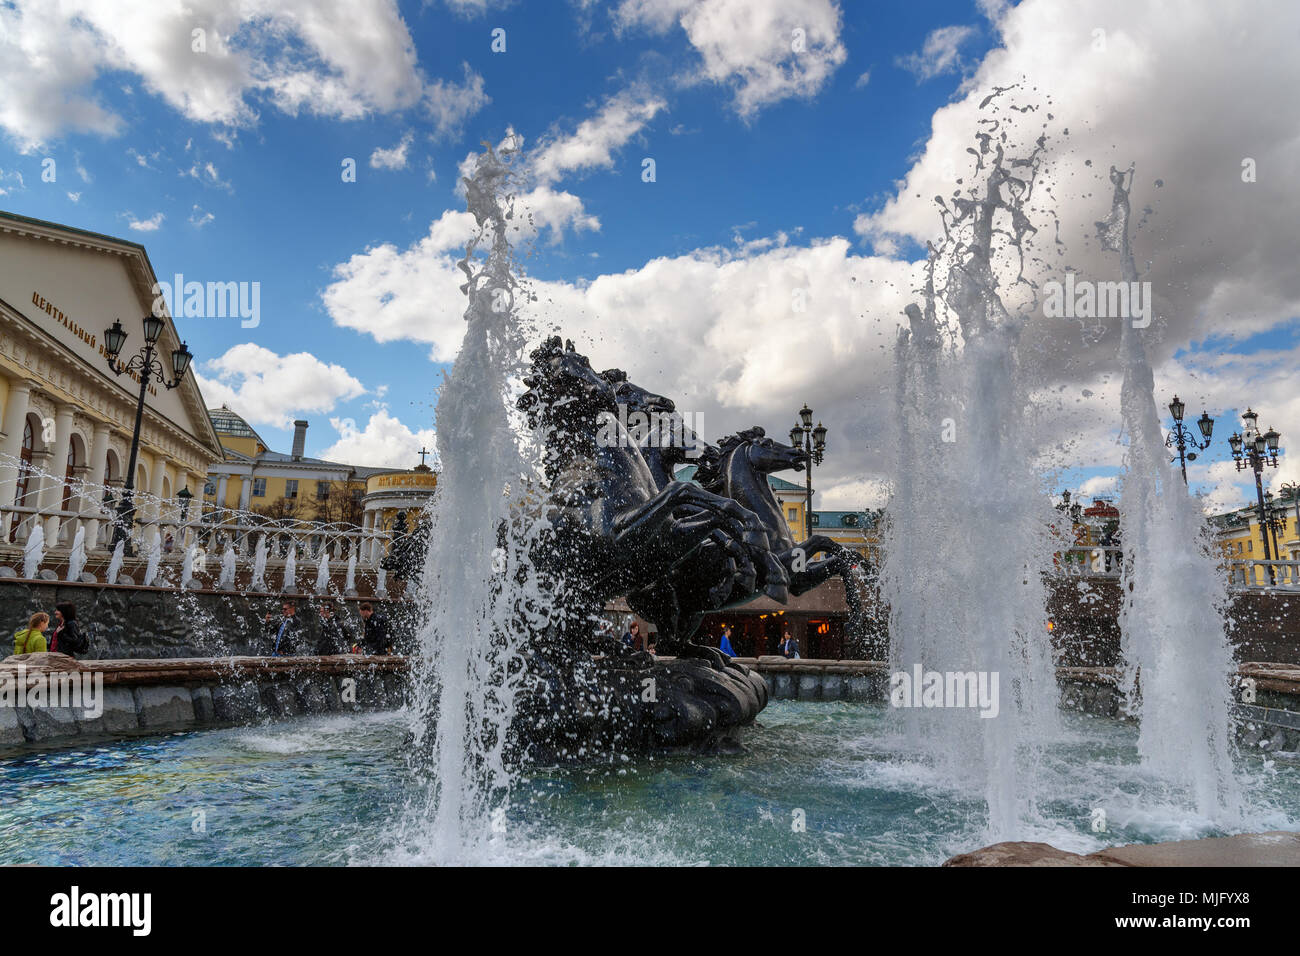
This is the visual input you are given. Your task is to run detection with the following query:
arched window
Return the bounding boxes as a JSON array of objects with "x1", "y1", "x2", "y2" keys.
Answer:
[
  {"x1": 61, "y1": 437, "x2": 81, "y2": 513},
  {"x1": 10, "y1": 418, "x2": 34, "y2": 542}
]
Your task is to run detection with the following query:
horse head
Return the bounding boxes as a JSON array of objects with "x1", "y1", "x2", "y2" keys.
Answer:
[
  {"x1": 600, "y1": 368, "x2": 675, "y2": 415},
  {"x1": 696, "y1": 427, "x2": 808, "y2": 492}
]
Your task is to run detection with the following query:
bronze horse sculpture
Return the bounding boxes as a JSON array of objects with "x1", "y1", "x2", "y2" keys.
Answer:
[{"x1": 507, "y1": 336, "x2": 866, "y2": 764}]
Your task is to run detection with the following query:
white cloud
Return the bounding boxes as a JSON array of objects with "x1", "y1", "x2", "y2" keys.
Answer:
[
  {"x1": 321, "y1": 409, "x2": 437, "y2": 469},
  {"x1": 370, "y1": 131, "x2": 414, "y2": 170},
  {"x1": 531, "y1": 90, "x2": 667, "y2": 184},
  {"x1": 126, "y1": 212, "x2": 164, "y2": 232},
  {"x1": 189, "y1": 205, "x2": 215, "y2": 228},
  {"x1": 330, "y1": 0, "x2": 1300, "y2": 514},
  {"x1": 195, "y1": 344, "x2": 366, "y2": 430},
  {"x1": 66, "y1": 191, "x2": 81, "y2": 203},
  {"x1": 615, "y1": 0, "x2": 847, "y2": 118},
  {"x1": 0, "y1": 0, "x2": 488, "y2": 152},
  {"x1": 896, "y1": 24, "x2": 976, "y2": 81}
]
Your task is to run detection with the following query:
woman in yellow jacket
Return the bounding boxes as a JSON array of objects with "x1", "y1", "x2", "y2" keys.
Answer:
[{"x1": 13, "y1": 611, "x2": 50, "y2": 654}]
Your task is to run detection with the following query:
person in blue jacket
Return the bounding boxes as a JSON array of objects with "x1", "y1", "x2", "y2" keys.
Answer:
[{"x1": 719, "y1": 624, "x2": 737, "y2": 657}]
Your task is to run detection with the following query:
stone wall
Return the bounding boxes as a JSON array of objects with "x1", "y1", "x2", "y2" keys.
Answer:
[
  {"x1": 0, "y1": 580, "x2": 417, "y2": 659},
  {"x1": 0, "y1": 654, "x2": 409, "y2": 754}
]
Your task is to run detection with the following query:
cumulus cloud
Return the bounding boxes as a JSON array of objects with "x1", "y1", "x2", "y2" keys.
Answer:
[
  {"x1": 126, "y1": 212, "x2": 165, "y2": 232},
  {"x1": 195, "y1": 344, "x2": 366, "y2": 430},
  {"x1": 321, "y1": 409, "x2": 437, "y2": 469},
  {"x1": 370, "y1": 131, "x2": 415, "y2": 170},
  {"x1": 322, "y1": 0, "x2": 1300, "y2": 515},
  {"x1": 614, "y1": 0, "x2": 848, "y2": 118},
  {"x1": 531, "y1": 90, "x2": 667, "y2": 184},
  {"x1": 0, "y1": 0, "x2": 488, "y2": 152}
]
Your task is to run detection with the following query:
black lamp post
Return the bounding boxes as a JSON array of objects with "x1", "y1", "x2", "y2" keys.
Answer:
[
  {"x1": 1164, "y1": 395, "x2": 1213, "y2": 485},
  {"x1": 789, "y1": 403, "x2": 827, "y2": 540},
  {"x1": 103, "y1": 315, "x2": 193, "y2": 553},
  {"x1": 1264, "y1": 491, "x2": 1286, "y2": 562},
  {"x1": 1229, "y1": 408, "x2": 1282, "y2": 584}
]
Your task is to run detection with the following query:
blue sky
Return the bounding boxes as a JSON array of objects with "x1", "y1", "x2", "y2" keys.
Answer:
[{"x1": 1, "y1": 0, "x2": 1297, "y2": 513}]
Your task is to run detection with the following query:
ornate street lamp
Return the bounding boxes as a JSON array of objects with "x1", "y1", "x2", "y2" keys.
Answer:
[
  {"x1": 1229, "y1": 407, "x2": 1282, "y2": 584},
  {"x1": 1263, "y1": 490, "x2": 1286, "y2": 562},
  {"x1": 103, "y1": 315, "x2": 194, "y2": 552},
  {"x1": 1164, "y1": 395, "x2": 1213, "y2": 486},
  {"x1": 789, "y1": 403, "x2": 827, "y2": 540}
]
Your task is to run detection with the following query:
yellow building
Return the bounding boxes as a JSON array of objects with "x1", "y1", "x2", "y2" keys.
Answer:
[
  {"x1": 204, "y1": 407, "x2": 437, "y2": 563},
  {"x1": 0, "y1": 210, "x2": 223, "y2": 556},
  {"x1": 1213, "y1": 496, "x2": 1299, "y2": 586}
]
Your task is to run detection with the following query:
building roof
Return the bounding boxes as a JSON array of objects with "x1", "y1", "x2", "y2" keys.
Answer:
[
  {"x1": 209, "y1": 405, "x2": 267, "y2": 445},
  {"x1": 208, "y1": 405, "x2": 396, "y2": 475},
  {"x1": 812, "y1": 510, "x2": 877, "y2": 530}
]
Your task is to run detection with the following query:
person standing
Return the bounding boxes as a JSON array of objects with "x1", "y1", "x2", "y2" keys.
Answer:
[
  {"x1": 264, "y1": 599, "x2": 303, "y2": 656},
  {"x1": 781, "y1": 629, "x2": 800, "y2": 660},
  {"x1": 316, "y1": 602, "x2": 353, "y2": 655},
  {"x1": 13, "y1": 612, "x2": 50, "y2": 655},
  {"x1": 621, "y1": 620, "x2": 643, "y2": 651},
  {"x1": 719, "y1": 624, "x2": 737, "y2": 657},
  {"x1": 358, "y1": 602, "x2": 392, "y2": 655},
  {"x1": 49, "y1": 603, "x2": 88, "y2": 659}
]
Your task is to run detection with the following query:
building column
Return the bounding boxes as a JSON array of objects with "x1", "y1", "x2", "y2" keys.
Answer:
[
  {"x1": 238, "y1": 474, "x2": 252, "y2": 510},
  {"x1": 39, "y1": 403, "x2": 75, "y2": 544},
  {"x1": 0, "y1": 378, "x2": 34, "y2": 513},
  {"x1": 216, "y1": 474, "x2": 228, "y2": 511},
  {"x1": 145, "y1": 453, "x2": 167, "y2": 545},
  {"x1": 80, "y1": 423, "x2": 112, "y2": 549}
]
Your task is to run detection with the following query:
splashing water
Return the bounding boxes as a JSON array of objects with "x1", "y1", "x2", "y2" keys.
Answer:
[
  {"x1": 1102, "y1": 166, "x2": 1241, "y2": 821},
  {"x1": 398, "y1": 138, "x2": 546, "y2": 863},
  {"x1": 22, "y1": 525, "x2": 44, "y2": 579},
  {"x1": 142, "y1": 531, "x2": 161, "y2": 587},
  {"x1": 251, "y1": 537, "x2": 268, "y2": 592},
  {"x1": 181, "y1": 545, "x2": 195, "y2": 589},
  {"x1": 218, "y1": 546, "x2": 237, "y2": 591},
  {"x1": 315, "y1": 551, "x2": 330, "y2": 595},
  {"x1": 283, "y1": 544, "x2": 297, "y2": 594},
  {"x1": 106, "y1": 540, "x2": 124, "y2": 586},
  {"x1": 66, "y1": 527, "x2": 86, "y2": 582},
  {"x1": 883, "y1": 128, "x2": 1060, "y2": 841},
  {"x1": 345, "y1": 551, "x2": 357, "y2": 593}
]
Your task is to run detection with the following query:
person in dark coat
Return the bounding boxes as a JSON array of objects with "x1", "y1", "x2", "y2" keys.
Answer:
[
  {"x1": 316, "y1": 602, "x2": 353, "y2": 655},
  {"x1": 264, "y1": 599, "x2": 304, "y2": 656},
  {"x1": 49, "y1": 603, "x2": 88, "y2": 658},
  {"x1": 358, "y1": 602, "x2": 392, "y2": 655}
]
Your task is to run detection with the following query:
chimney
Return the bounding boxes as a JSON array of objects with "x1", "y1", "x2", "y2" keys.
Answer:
[{"x1": 291, "y1": 420, "x2": 308, "y2": 460}]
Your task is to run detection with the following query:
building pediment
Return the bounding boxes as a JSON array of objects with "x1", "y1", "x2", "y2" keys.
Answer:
[{"x1": 0, "y1": 210, "x2": 223, "y2": 463}]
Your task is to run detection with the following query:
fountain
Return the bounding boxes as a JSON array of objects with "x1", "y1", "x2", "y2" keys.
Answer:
[
  {"x1": 1101, "y1": 165, "x2": 1241, "y2": 820},
  {"x1": 251, "y1": 536, "x2": 268, "y2": 592},
  {"x1": 22, "y1": 525, "x2": 44, "y2": 579},
  {"x1": 883, "y1": 124, "x2": 1061, "y2": 840},
  {"x1": 66, "y1": 526, "x2": 86, "y2": 582},
  {"x1": 181, "y1": 545, "x2": 195, "y2": 589},
  {"x1": 142, "y1": 531, "x2": 161, "y2": 587},
  {"x1": 218, "y1": 545, "x2": 237, "y2": 591},
  {"x1": 315, "y1": 550, "x2": 330, "y2": 595},
  {"x1": 345, "y1": 550, "x2": 357, "y2": 594},
  {"x1": 283, "y1": 544, "x2": 296, "y2": 593},
  {"x1": 106, "y1": 540, "x2": 124, "y2": 585}
]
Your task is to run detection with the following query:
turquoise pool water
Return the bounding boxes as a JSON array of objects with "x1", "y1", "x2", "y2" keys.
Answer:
[{"x1": 3, "y1": 702, "x2": 1297, "y2": 866}]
